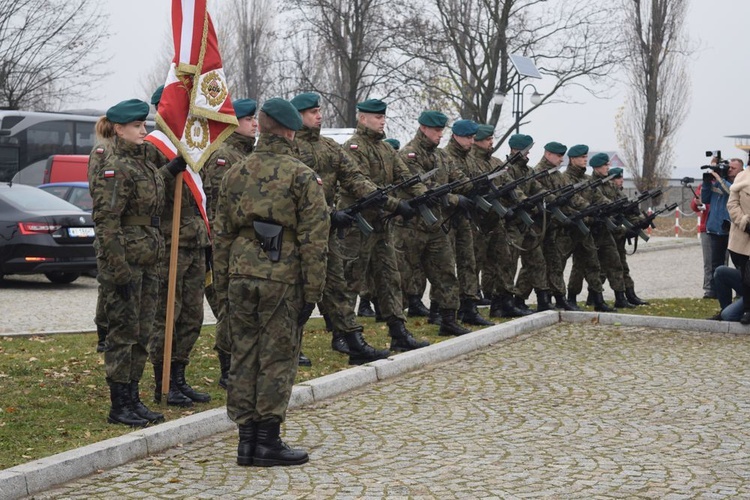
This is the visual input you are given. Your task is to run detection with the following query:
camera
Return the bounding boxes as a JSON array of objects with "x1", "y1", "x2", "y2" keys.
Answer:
[
  {"x1": 701, "y1": 150, "x2": 730, "y2": 180},
  {"x1": 680, "y1": 176, "x2": 695, "y2": 186}
]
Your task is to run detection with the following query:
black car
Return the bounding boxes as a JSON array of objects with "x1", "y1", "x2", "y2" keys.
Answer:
[{"x1": 0, "y1": 183, "x2": 97, "y2": 284}]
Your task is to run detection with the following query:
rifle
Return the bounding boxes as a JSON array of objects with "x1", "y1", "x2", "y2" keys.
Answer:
[
  {"x1": 338, "y1": 168, "x2": 438, "y2": 237},
  {"x1": 569, "y1": 197, "x2": 630, "y2": 234},
  {"x1": 613, "y1": 189, "x2": 663, "y2": 242},
  {"x1": 539, "y1": 172, "x2": 620, "y2": 234},
  {"x1": 634, "y1": 202, "x2": 679, "y2": 231}
]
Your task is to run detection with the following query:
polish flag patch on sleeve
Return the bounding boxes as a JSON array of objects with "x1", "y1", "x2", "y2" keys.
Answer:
[
  {"x1": 217, "y1": 158, "x2": 226, "y2": 166},
  {"x1": 407, "y1": 152, "x2": 416, "y2": 158},
  {"x1": 350, "y1": 144, "x2": 358, "y2": 150},
  {"x1": 315, "y1": 175, "x2": 323, "y2": 186},
  {"x1": 95, "y1": 147, "x2": 105, "y2": 154},
  {"x1": 103, "y1": 170, "x2": 115, "y2": 178}
]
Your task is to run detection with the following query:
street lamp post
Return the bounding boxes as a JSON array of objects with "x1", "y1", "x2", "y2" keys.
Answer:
[{"x1": 493, "y1": 83, "x2": 543, "y2": 133}]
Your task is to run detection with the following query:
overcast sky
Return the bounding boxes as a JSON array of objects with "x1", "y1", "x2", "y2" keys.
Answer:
[{"x1": 71, "y1": 0, "x2": 750, "y2": 180}]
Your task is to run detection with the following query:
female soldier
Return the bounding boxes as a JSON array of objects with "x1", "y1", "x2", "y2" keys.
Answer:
[{"x1": 90, "y1": 99, "x2": 185, "y2": 426}]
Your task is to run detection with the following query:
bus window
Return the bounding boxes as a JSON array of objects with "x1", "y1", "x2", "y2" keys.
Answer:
[
  {"x1": 25, "y1": 121, "x2": 75, "y2": 166},
  {"x1": 0, "y1": 145, "x2": 20, "y2": 182},
  {"x1": 75, "y1": 122, "x2": 95, "y2": 154}
]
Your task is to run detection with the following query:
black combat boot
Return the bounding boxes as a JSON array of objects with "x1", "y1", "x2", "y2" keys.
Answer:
[
  {"x1": 586, "y1": 291, "x2": 594, "y2": 306},
  {"x1": 357, "y1": 298, "x2": 376, "y2": 318},
  {"x1": 323, "y1": 313, "x2": 334, "y2": 332},
  {"x1": 554, "y1": 294, "x2": 578, "y2": 311},
  {"x1": 497, "y1": 295, "x2": 534, "y2": 318},
  {"x1": 614, "y1": 290, "x2": 636, "y2": 309},
  {"x1": 477, "y1": 290, "x2": 492, "y2": 307},
  {"x1": 567, "y1": 291, "x2": 579, "y2": 310},
  {"x1": 536, "y1": 290, "x2": 553, "y2": 312},
  {"x1": 331, "y1": 332, "x2": 350, "y2": 355},
  {"x1": 344, "y1": 330, "x2": 390, "y2": 365},
  {"x1": 388, "y1": 320, "x2": 430, "y2": 352},
  {"x1": 514, "y1": 295, "x2": 532, "y2": 313},
  {"x1": 427, "y1": 302, "x2": 442, "y2": 325},
  {"x1": 407, "y1": 295, "x2": 430, "y2": 317},
  {"x1": 591, "y1": 290, "x2": 617, "y2": 313},
  {"x1": 154, "y1": 363, "x2": 194, "y2": 407},
  {"x1": 96, "y1": 325, "x2": 108, "y2": 353},
  {"x1": 129, "y1": 380, "x2": 164, "y2": 424},
  {"x1": 459, "y1": 299, "x2": 494, "y2": 326},
  {"x1": 438, "y1": 309, "x2": 472, "y2": 336},
  {"x1": 625, "y1": 287, "x2": 650, "y2": 306},
  {"x1": 217, "y1": 351, "x2": 231, "y2": 390},
  {"x1": 173, "y1": 362, "x2": 211, "y2": 403},
  {"x1": 373, "y1": 299, "x2": 384, "y2": 322},
  {"x1": 237, "y1": 422, "x2": 257, "y2": 466},
  {"x1": 489, "y1": 295, "x2": 503, "y2": 318},
  {"x1": 298, "y1": 352, "x2": 312, "y2": 367},
  {"x1": 107, "y1": 380, "x2": 149, "y2": 427},
  {"x1": 254, "y1": 421, "x2": 309, "y2": 467}
]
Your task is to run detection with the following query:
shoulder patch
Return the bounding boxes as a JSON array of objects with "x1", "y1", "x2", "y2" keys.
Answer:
[
  {"x1": 407, "y1": 152, "x2": 416, "y2": 158},
  {"x1": 95, "y1": 147, "x2": 105, "y2": 154},
  {"x1": 216, "y1": 158, "x2": 226, "y2": 166},
  {"x1": 315, "y1": 175, "x2": 323, "y2": 186},
  {"x1": 349, "y1": 144, "x2": 358, "y2": 150},
  {"x1": 103, "y1": 170, "x2": 115, "y2": 178}
]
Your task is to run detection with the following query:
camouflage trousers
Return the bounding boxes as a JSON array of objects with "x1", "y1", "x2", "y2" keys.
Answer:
[
  {"x1": 448, "y1": 215, "x2": 479, "y2": 300},
  {"x1": 569, "y1": 227, "x2": 625, "y2": 293},
  {"x1": 615, "y1": 234, "x2": 635, "y2": 290},
  {"x1": 150, "y1": 245, "x2": 205, "y2": 365},
  {"x1": 510, "y1": 224, "x2": 548, "y2": 299},
  {"x1": 480, "y1": 222, "x2": 516, "y2": 297},
  {"x1": 394, "y1": 224, "x2": 459, "y2": 310},
  {"x1": 541, "y1": 225, "x2": 567, "y2": 296},
  {"x1": 341, "y1": 227, "x2": 406, "y2": 322},
  {"x1": 560, "y1": 227, "x2": 604, "y2": 295},
  {"x1": 226, "y1": 278, "x2": 302, "y2": 425},
  {"x1": 205, "y1": 281, "x2": 230, "y2": 355},
  {"x1": 319, "y1": 232, "x2": 363, "y2": 334},
  {"x1": 99, "y1": 260, "x2": 160, "y2": 384}
]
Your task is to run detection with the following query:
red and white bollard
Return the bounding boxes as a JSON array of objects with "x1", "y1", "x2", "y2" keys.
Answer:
[
  {"x1": 647, "y1": 208, "x2": 653, "y2": 237},
  {"x1": 674, "y1": 207, "x2": 680, "y2": 238}
]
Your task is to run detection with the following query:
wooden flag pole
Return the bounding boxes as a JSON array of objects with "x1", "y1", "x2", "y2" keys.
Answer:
[{"x1": 161, "y1": 171, "x2": 183, "y2": 404}]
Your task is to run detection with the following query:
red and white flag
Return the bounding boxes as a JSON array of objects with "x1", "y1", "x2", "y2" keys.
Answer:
[{"x1": 145, "y1": 0, "x2": 238, "y2": 231}]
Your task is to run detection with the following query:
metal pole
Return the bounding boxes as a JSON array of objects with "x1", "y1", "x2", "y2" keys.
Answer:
[{"x1": 514, "y1": 79, "x2": 523, "y2": 134}]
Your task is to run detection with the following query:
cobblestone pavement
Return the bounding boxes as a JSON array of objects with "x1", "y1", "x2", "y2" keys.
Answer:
[
  {"x1": 1, "y1": 237, "x2": 701, "y2": 335},
  {"x1": 34, "y1": 322, "x2": 750, "y2": 498}
]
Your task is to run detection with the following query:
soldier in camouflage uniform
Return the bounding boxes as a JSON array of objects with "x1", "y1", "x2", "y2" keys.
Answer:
[
  {"x1": 213, "y1": 98, "x2": 329, "y2": 467},
  {"x1": 90, "y1": 99, "x2": 185, "y2": 427},
  {"x1": 558, "y1": 145, "x2": 613, "y2": 312},
  {"x1": 441, "y1": 120, "x2": 493, "y2": 326},
  {"x1": 201, "y1": 98, "x2": 257, "y2": 387},
  {"x1": 142, "y1": 90, "x2": 213, "y2": 408},
  {"x1": 503, "y1": 134, "x2": 549, "y2": 313},
  {"x1": 467, "y1": 125, "x2": 532, "y2": 318},
  {"x1": 567, "y1": 152, "x2": 626, "y2": 310},
  {"x1": 569, "y1": 153, "x2": 633, "y2": 309},
  {"x1": 394, "y1": 110, "x2": 479, "y2": 336},
  {"x1": 339, "y1": 98, "x2": 431, "y2": 352},
  {"x1": 290, "y1": 92, "x2": 390, "y2": 364}
]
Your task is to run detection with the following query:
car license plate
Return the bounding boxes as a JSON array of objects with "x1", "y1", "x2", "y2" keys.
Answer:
[{"x1": 68, "y1": 227, "x2": 95, "y2": 238}]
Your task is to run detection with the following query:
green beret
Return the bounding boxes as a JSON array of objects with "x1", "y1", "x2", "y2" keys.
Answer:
[
  {"x1": 418, "y1": 110, "x2": 448, "y2": 128},
  {"x1": 609, "y1": 167, "x2": 623, "y2": 178},
  {"x1": 261, "y1": 97, "x2": 303, "y2": 131},
  {"x1": 567, "y1": 144, "x2": 589, "y2": 158},
  {"x1": 232, "y1": 98, "x2": 257, "y2": 119},
  {"x1": 475, "y1": 125, "x2": 495, "y2": 141},
  {"x1": 356, "y1": 98, "x2": 387, "y2": 114},
  {"x1": 452, "y1": 119, "x2": 479, "y2": 137},
  {"x1": 383, "y1": 138, "x2": 401, "y2": 150},
  {"x1": 508, "y1": 134, "x2": 533, "y2": 150},
  {"x1": 106, "y1": 99, "x2": 150, "y2": 124},
  {"x1": 290, "y1": 92, "x2": 320, "y2": 112},
  {"x1": 544, "y1": 141, "x2": 567, "y2": 155},
  {"x1": 150, "y1": 85, "x2": 164, "y2": 107},
  {"x1": 589, "y1": 152, "x2": 610, "y2": 168}
]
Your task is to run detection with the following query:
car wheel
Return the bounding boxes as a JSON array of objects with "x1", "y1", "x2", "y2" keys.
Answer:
[{"x1": 44, "y1": 272, "x2": 80, "y2": 284}]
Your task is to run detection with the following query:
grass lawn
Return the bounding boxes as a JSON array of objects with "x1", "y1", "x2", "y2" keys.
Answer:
[{"x1": 0, "y1": 298, "x2": 720, "y2": 470}]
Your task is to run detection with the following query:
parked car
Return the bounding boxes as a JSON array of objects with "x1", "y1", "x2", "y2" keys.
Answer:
[
  {"x1": 38, "y1": 181, "x2": 93, "y2": 212},
  {"x1": 0, "y1": 183, "x2": 97, "y2": 284},
  {"x1": 13, "y1": 154, "x2": 90, "y2": 186}
]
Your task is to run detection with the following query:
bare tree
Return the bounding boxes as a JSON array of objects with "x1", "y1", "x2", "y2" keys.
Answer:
[
  {"x1": 216, "y1": 0, "x2": 277, "y2": 100},
  {"x1": 391, "y1": 0, "x2": 625, "y2": 147},
  {"x1": 0, "y1": 0, "x2": 109, "y2": 110},
  {"x1": 616, "y1": 0, "x2": 690, "y2": 192},
  {"x1": 282, "y1": 0, "x2": 411, "y2": 128}
]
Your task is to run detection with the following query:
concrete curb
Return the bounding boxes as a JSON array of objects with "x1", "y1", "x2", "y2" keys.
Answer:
[
  {"x1": 1, "y1": 312, "x2": 558, "y2": 499},
  {"x1": 560, "y1": 310, "x2": 750, "y2": 335}
]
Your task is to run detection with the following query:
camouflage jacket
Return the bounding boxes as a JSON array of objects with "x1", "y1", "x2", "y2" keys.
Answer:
[
  {"x1": 201, "y1": 132, "x2": 255, "y2": 226},
  {"x1": 212, "y1": 133, "x2": 330, "y2": 304},
  {"x1": 532, "y1": 158, "x2": 587, "y2": 214},
  {"x1": 399, "y1": 129, "x2": 465, "y2": 232},
  {"x1": 562, "y1": 164, "x2": 608, "y2": 206},
  {"x1": 90, "y1": 137, "x2": 165, "y2": 285},
  {"x1": 293, "y1": 126, "x2": 378, "y2": 206},
  {"x1": 142, "y1": 141, "x2": 210, "y2": 249},
  {"x1": 505, "y1": 154, "x2": 545, "y2": 198},
  {"x1": 341, "y1": 123, "x2": 427, "y2": 217},
  {"x1": 467, "y1": 145, "x2": 524, "y2": 228}
]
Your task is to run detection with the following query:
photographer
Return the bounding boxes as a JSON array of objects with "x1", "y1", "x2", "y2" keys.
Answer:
[
  {"x1": 701, "y1": 156, "x2": 744, "y2": 295},
  {"x1": 689, "y1": 184, "x2": 714, "y2": 298},
  {"x1": 726, "y1": 167, "x2": 750, "y2": 324}
]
